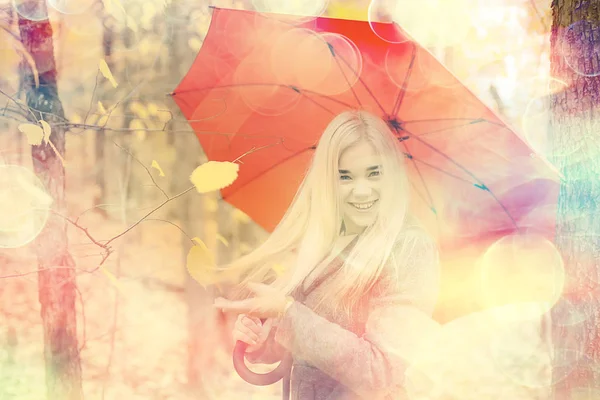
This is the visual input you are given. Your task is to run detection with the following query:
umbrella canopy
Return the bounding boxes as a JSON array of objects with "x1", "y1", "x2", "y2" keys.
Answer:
[{"x1": 172, "y1": 7, "x2": 559, "y2": 250}]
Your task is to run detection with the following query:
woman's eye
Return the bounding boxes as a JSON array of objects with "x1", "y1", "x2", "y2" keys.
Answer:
[
  {"x1": 369, "y1": 170, "x2": 381, "y2": 177},
  {"x1": 339, "y1": 175, "x2": 351, "y2": 181}
]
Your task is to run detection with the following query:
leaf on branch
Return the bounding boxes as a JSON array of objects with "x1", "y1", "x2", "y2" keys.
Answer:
[
  {"x1": 186, "y1": 237, "x2": 220, "y2": 288},
  {"x1": 130, "y1": 101, "x2": 149, "y2": 119},
  {"x1": 99, "y1": 59, "x2": 118, "y2": 88},
  {"x1": 216, "y1": 233, "x2": 229, "y2": 247},
  {"x1": 271, "y1": 263, "x2": 287, "y2": 277},
  {"x1": 190, "y1": 161, "x2": 239, "y2": 194},
  {"x1": 205, "y1": 196, "x2": 218, "y2": 212},
  {"x1": 18, "y1": 123, "x2": 43, "y2": 146},
  {"x1": 101, "y1": 0, "x2": 112, "y2": 13},
  {"x1": 151, "y1": 160, "x2": 165, "y2": 177},
  {"x1": 232, "y1": 209, "x2": 251, "y2": 224},
  {"x1": 97, "y1": 101, "x2": 107, "y2": 114},
  {"x1": 126, "y1": 16, "x2": 138, "y2": 32},
  {"x1": 40, "y1": 120, "x2": 51, "y2": 144},
  {"x1": 100, "y1": 266, "x2": 124, "y2": 293}
]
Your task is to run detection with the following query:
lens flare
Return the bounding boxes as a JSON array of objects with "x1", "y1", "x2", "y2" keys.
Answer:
[
  {"x1": 478, "y1": 234, "x2": 564, "y2": 315},
  {"x1": 0, "y1": 165, "x2": 53, "y2": 249}
]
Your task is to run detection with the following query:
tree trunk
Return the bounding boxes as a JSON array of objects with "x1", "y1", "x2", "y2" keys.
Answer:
[
  {"x1": 17, "y1": 2, "x2": 83, "y2": 400},
  {"x1": 549, "y1": 1, "x2": 600, "y2": 399}
]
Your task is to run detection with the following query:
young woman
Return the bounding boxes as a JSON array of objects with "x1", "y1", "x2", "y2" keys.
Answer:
[{"x1": 214, "y1": 110, "x2": 441, "y2": 399}]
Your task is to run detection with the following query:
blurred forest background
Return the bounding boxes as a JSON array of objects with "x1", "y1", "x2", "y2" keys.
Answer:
[{"x1": 0, "y1": 0, "x2": 556, "y2": 399}]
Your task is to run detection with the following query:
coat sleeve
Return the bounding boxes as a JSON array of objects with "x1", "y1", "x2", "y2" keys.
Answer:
[
  {"x1": 273, "y1": 237, "x2": 441, "y2": 398},
  {"x1": 244, "y1": 318, "x2": 286, "y2": 364}
]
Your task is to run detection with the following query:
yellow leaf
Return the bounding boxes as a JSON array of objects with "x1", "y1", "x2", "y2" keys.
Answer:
[
  {"x1": 98, "y1": 101, "x2": 107, "y2": 114},
  {"x1": 102, "y1": 0, "x2": 111, "y2": 13},
  {"x1": 18, "y1": 123, "x2": 43, "y2": 146},
  {"x1": 98, "y1": 114, "x2": 109, "y2": 126},
  {"x1": 188, "y1": 37, "x2": 203, "y2": 52},
  {"x1": 111, "y1": 0, "x2": 126, "y2": 14},
  {"x1": 126, "y1": 16, "x2": 138, "y2": 32},
  {"x1": 40, "y1": 120, "x2": 51, "y2": 143},
  {"x1": 186, "y1": 237, "x2": 219, "y2": 288},
  {"x1": 147, "y1": 103, "x2": 160, "y2": 115},
  {"x1": 272, "y1": 263, "x2": 287, "y2": 277},
  {"x1": 100, "y1": 266, "x2": 124, "y2": 293},
  {"x1": 232, "y1": 208, "x2": 251, "y2": 224},
  {"x1": 129, "y1": 119, "x2": 145, "y2": 137},
  {"x1": 205, "y1": 196, "x2": 218, "y2": 213},
  {"x1": 151, "y1": 160, "x2": 165, "y2": 177},
  {"x1": 129, "y1": 101, "x2": 149, "y2": 119},
  {"x1": 216, "y1": 233, "x2": 229, "y2": 247},
  {"x1": 190, "y1": 161, "x2": 239, "y2": 194},
  {"x1": 99, "y1": 59, "x2": 118, "y2": 88}
]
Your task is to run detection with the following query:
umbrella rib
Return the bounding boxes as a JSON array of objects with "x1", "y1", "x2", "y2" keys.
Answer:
[
  {"x1": 328, "y1": 45, "x2": 363, "y2": 108},
  {"x1": 402, "y1": 117, "x2": 492, "y2": 124},
  {"x1": 408, "y1": 155, "x2": 474, "y2": 185},
  {"x1": 392, "y1": 43, "x2": 418, "y2": 117},
  {"x1": 325, "y1": 40, "x2": 387, "y2": 115},
  {"x1": 400, "y1": 141, "x2": 436, "y2": 212},
  {"x1": 221, "y1": 145, "x2": 315, "y2": 201},
  {"x1": 249, "y1": 10, "x2": 387, "y2": 115},
  {"x1": 412, "y1": 119, "x2": 489, "y2": 137},
  {"x1": 173, "y1": 83, "x2": 356, "y2": 110},
  {"x1": 402, "y1": 127, "x2": 520, "y2": 229}
]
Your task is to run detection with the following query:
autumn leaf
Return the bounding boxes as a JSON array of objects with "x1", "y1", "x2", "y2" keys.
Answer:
[
  {"x1": 216, "y1": 233, "x2": 229, "y2": 247},
  {"x1": 100, "y1": 266, "x2": 124, "y2": 293},
  {"x1": 232, "y1": 208, "x2": 251, "y2": 224},
  {"x1": 272, "y1": 263, "x2": 287, "y2": 277},
  {"x1": 98, "y1": 101, "x2": 107, "y2": 114},
  {"x1": 189, "y1": 161, "x2": 239, "y2": 194},
  {"x1": 99, "y1": 59, "x2": 118, "y2": 88},
  {"x1": 40, "y1": 120, "x2": 51, "y2": 143},
  {"x1": 205, "y1": 196, "x2": 218, "y2": 213},
  {"x1": 130, "y1": 101, "x2": 149, "y2": 119},
  {"x1": 18, "y1": 123, "x2": 43, "y2": 145},
  {"x1": 18, "y1": 122, "x2": 66, "y2": 166},
  {"x1": 102, "y1": 0, "x2": 112, "y2": 13},
  {"x1": 186, "y1": 237, "x2": 219, "y2": 288},
  {"x1": 151, "y1": 160, "x2": 165, "y2": 177}
]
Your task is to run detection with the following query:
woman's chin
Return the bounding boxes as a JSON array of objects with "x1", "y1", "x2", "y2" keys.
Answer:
[{"x1": 345, "y1": 215, "x2": 377, "y2": 232}]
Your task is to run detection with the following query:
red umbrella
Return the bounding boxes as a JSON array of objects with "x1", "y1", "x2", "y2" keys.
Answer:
[{"x1": 172, "y1": 6, "x2": 559, "y2": 251}]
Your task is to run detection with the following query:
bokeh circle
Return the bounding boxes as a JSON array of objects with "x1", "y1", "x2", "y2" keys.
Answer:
[{"x1": 0, "y1": 164, "x2": 53, "y2": 249}]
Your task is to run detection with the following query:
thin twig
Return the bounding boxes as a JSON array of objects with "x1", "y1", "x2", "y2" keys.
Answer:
[
  {"x1": 232, "y1": 142, "x2": 281, "y2": 164},
  {"x1": 111, "y1": 139, "x2": 168, "y2": 199},
  {"x1": 144, "y1": 218, "x2": 195, "y2": 244},
  {"x1": 83, "y1": 69, "x2": 101, "y2": 126},
  {"x1": 104, "y1": 185, "x2": 195, "y2": 247},
  {"x1": 75, "y1": 285, "x2": 87, "y2": 354},
  {"x1": 53, "y1": 210, "x2": 110, "y2": 250}
]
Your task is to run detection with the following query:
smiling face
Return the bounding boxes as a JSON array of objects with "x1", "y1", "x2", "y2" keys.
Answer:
[{"x1": 337, "y1": 140, "x2": 383, "y2": 235}]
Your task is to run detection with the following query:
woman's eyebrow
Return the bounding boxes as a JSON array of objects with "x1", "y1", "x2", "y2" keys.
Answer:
[
  {"x1": 367, "y1": 165, "x2": 381, "y2": 171},
  {"x1": 338, "y1": 169, "x2": 351, "y2": 174}
]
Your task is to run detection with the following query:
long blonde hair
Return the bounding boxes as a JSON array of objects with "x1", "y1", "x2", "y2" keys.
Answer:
[{"x1": 220, "y1": 110, "x2": 432, "y2": 314}]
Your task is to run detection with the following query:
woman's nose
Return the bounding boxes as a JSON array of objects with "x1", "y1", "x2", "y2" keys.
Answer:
[{"x1": 353, "y1": 180, "x2": 373, "y2": 198}]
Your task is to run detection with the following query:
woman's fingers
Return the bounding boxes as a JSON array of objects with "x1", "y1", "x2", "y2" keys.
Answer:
[
  {"x1": 234, "y1": 315, "x2": 260, "y2": 342},
  {"x1": 233, "y1": 329, "x2": 259, "y2": 346},
  {"x1": 214, "y1": 297, "x2": 255, "y2": 314}
]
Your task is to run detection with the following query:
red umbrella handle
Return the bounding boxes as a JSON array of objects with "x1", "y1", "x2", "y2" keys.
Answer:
[{"x1": 233, "y1": 341, "x2": 293, "y2": 385}]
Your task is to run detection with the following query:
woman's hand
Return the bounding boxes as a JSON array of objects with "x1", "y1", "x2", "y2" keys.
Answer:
[
  {"x1": 233, "y1": 314, "x2": 274, "y2": 353},
  {"x1": 214, "y1": 282, "x2": 292, "y2": 319}
]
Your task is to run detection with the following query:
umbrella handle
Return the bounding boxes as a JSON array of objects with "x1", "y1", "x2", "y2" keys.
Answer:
[{"x1": 233, "y1": 340, "x2": 292, "y2": 386}]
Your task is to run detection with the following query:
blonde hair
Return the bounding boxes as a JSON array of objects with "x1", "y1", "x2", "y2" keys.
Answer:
[{"x1": 220, "y1": 110, "x2": 434, "y2": 315}]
